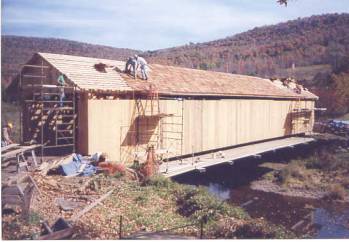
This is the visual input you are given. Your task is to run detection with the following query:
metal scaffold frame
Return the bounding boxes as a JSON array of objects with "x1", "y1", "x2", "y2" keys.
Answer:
[
  {"x1": 19, "y1": 61, "x2": 77, "y2": 156},
  {"x1": 290, "y1": 98, "x2": 312, "y2": 135},
  {"x1": 120, "y1": 84, "x2": 184, "y2": 163}
]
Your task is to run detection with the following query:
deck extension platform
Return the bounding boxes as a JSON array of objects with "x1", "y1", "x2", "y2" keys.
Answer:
[{"x1": 159, "y1": 136, "x2": 315, "y2": 178}]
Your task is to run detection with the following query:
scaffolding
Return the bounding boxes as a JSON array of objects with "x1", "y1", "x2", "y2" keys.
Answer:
[
  {"x1": 20, "y1": 62, "x2": 77, "y2": 156},
  {"x1": 290, "y1": 98, "x2": 312, "y2": 135},
  {"x1": 125, "y1": 84, "x2": 184, "y2": 162}
]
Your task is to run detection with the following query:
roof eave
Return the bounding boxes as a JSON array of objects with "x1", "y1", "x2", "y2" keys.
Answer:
[{"x1": 156, "y1": 91, "x2": 318, "y2": 100}]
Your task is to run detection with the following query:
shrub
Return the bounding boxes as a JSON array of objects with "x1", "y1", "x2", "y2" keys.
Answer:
[
  {"x1": 304, "y1": 150, "x2": 349, "y2": 171},
  {"x1": 143, "y1": 175, "x2": 174, "y2": 188},
  {"x1": 324, "y1": 184, "x2": 347, "y2": 200},
  {"x1": 304, "y1": 151, "x2": 334, "y2": 170},
  {"x1": 211, "y1": 218, "x2": 295, "y2": 239},
  {"x1": 277, "y1": 160, "x2": 306, "y2": 184},
  {"x1": 27, "y1": 212, "x2": 41, "y2": 225},
  {"x1": 134, "y1": 193, "x2": 149, "y2": 205},
  {"x1": 175, "y1": 186, "x2": 247, "y2": 222}
]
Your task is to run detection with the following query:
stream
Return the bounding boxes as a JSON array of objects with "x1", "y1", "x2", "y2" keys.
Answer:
[{"x1": 173, "y1": 156, "x2": 349, "y2": 238}]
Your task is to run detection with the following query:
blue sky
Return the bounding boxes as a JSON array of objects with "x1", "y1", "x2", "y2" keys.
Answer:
[{"x1": 2, "y1": 0, "x2": 349, "y2": 50}]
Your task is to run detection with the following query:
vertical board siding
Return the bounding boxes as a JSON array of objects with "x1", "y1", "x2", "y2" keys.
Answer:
[
  {"x1": 86, "y1": 98, "x2": 315, "y2": 163},
  {"x1": 77, "y1": 93, "x2": 89, "y2": 155}
]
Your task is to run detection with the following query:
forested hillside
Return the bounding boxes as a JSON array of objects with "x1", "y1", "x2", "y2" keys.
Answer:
[
  {"x1": 145, "y1": 14, "x2": 348, "y2": 79},
  {"x1": 1, "y1": 36, "x2": 140, "y2": 86},
  {"x1": 2, "y1": 13, "x2": 348, "y2": 115},
  {"x1": 144, "y1": 13, "x2": 348, "y2": 115}
]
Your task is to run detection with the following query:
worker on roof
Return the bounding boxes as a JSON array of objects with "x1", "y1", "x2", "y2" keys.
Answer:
[
  {"x1": 135, "y1": 55, "x2": 149, "y2": 80},
  {"x1": 124, "y1": 56, "x2": 137, "y2": 79},
  {"x1": 2, "y1": 122, "x2": 14, "y2": 147}
]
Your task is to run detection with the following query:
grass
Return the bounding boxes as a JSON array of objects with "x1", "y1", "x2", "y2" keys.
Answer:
[
  {"x1": 27, "y1": 212, "x2": 41, "y2": 225},
  {"x1": 304, "y1": 149, "x2": 349, "y2": 171},
  {"x1": 271, "y1": 146, "x2": 349, "y2": 200},
  {"x1": 143, "y1": 175, "x2": 248, "y2": 222},
  {"x1": 74, "y1": 175, "x2": 295, "y2": 239},
  {"x1": 2, "y1": 212, "x2": 42, "y2": 240},
  {"x1": 143, "y1": 176, "x2": 295, "y2": 239},
  {"x1": 276, "y1": 159, "x2": 310, "y2": 185},
  {"x1": 3, "y1": 174, "x2": 295, "y2": 239},
  {"x1": 174, "y1": 185, "x2": 247, "y2": 221},
  {"x1": 77, "y1": 179, "x2": 191, "y2": 238}
]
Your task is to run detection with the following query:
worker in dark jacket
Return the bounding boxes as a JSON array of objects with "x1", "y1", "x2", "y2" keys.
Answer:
[
  {"x1": 2, "y1": 122, "x2": 14, "y2": 147},
  {"x1": 124, "y1": 56, "x2": 137, "y2": 78}
]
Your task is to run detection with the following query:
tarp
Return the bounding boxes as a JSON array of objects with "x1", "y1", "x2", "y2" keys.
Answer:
[{"x1": 59, "y1": 153, "x2": 97, "y2": 176}]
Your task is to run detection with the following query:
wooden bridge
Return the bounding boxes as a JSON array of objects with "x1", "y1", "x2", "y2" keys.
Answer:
[{"x1": 159, "y1": 136, "x2": 315, "y2": 178}]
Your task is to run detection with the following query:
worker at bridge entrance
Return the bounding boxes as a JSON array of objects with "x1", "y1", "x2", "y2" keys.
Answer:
[{"x1": 1, "y1": 122, "x2": 14, "y2": 147}]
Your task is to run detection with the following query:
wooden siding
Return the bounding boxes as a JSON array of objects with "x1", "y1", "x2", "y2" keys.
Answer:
[
  {"x1": 77, "y1": 93, "x2": 89, "y2": 154},
  {"x1": 81, "y1": 98, "x2": 315, "y2": 163}
]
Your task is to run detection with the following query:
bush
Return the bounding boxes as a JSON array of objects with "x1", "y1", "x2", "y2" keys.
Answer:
[
  {"x1": 211, "y1": 218, "x2": 295, "y2": 239},
  {"x1": 27, "y1": 212, "x2": 41, "y2": 225},
  {"x1": 277, "y1": 160, "x2": 306, "y2": 184},
  {"x1": 143, "y1": 175, "x2": 174, "y2": 188},
  {"x1": 305, "y1": 150, "x2": 349, "y2": 171},
  {"x1": 324, "y1": 184, "x2": 347, "y2": 200},
  {"x1": 134, "y1": 192, "x2": 150, "y2": 205},
  {"x1": 174, "y1": 186, "x2": 247, "y2": 222},
  {"x1": 304, "y1": 151, "x2": 334, "y2": 170}
]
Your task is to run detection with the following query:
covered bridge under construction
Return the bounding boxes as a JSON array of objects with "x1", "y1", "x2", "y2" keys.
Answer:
[{"x1": 18, "y1": 52, "x2": 318, "y2": 165}]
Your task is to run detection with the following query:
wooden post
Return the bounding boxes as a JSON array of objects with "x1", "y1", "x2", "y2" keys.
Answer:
[
  {"x1": 200, "y1": 219, "x2": 204, "y2": 239},
  {"x1": 119, "y1": 215, "x2": 123, "y2": 239}
]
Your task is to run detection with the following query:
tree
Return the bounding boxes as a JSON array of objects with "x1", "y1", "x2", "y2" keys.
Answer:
[
  {"x1": 278, "y1": 0, "x2": 288, "y2": 6},
  {"x1": 278, "y1": 0, "x2": 298, "y2": 6}
]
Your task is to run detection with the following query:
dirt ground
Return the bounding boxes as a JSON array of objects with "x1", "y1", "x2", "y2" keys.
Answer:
[{"x1": 1, "y1": 171, "x2": 193, "y2": 240}]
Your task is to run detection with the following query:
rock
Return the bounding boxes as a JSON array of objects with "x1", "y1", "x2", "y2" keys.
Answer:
[{"x1": 55, "y1": 198, "x2": 80, "y2": 211}]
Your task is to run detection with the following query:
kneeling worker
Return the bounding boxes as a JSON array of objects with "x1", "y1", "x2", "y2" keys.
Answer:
[{"x1": 124, "y1": 56, "x2": 137, "y2": 78}]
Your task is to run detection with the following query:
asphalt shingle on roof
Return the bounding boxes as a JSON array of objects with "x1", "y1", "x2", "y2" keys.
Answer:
[{"x1": 38, "y1": 52, "x2": 317, "y2": 99}]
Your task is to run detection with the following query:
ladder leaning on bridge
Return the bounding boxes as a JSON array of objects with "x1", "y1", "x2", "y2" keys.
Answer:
[
  {"x1": 132, "y1": 83, "x2": 184, "y2": 162},
  {"x1": 290, "y1": 98, "x2": 312, "y2": 135}
]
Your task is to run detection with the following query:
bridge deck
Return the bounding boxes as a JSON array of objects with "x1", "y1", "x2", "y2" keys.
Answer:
[{"x1": 159, "y1": 136, "x2": 315, "y2": 178}]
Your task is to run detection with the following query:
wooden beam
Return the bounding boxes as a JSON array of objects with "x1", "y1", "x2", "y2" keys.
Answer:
[
  {"x1": 1, "y1": 143, "x2": 19, "y2": 152},
  {"x1": 70, "y1": 189, "x2": 114, "y2": 222}
]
